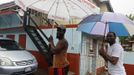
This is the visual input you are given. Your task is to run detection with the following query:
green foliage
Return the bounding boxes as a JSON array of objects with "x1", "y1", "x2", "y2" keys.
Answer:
[
  {"x1": 126, "y1": 14, "x2": 134, "y2": 21},
  {"x1": 119, "y1": 35, "x2": 134, "y2": 44},
  {"x1": 119, "y1": 36, "x2": 129, "y2": 44}
]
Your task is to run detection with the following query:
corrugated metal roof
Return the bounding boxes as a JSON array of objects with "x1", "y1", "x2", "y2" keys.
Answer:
[
  {"x1": 0, "y1": 10, "x2": 15, "y2": 15},
  {"x1": 0, "y1": 1, "x2": 16, "y2": 10}
]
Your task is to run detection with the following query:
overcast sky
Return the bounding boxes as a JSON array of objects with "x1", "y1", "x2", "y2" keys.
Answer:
[
  {"x1": 0, "y1": 0, "x2": 134, "y2": 15},
  {"x1": 0, "y1": 0, "x2": 13, "y2": 5},
  {"x1": 110, "y1": 0, "x2": 134, "y2": 15}
]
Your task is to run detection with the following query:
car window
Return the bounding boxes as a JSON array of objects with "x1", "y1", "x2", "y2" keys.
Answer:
[{"x1": 0, "y1": 39, "x2": 23, "y2": 50}]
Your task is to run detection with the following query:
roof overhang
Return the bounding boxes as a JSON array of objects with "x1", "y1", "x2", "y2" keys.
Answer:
[{"x1": 0, "y1": 1, "x2": 16, "y2": 10}]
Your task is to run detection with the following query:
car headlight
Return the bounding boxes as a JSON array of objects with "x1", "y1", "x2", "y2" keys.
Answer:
[
  {"x1": 0, "y1": 57, "x2": 14, "y2": 66},
  {"x1": 32, "y1": 56, "x2": 37, "y2": 64}
]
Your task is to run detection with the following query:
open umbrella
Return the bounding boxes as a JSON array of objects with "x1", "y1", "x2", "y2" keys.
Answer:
[
  {"x1": 15, "y1": 0, "x2": 100, "y2": 21},
  {"x1": 77, "y1": 12, "x2": 134, "y2": 36}
]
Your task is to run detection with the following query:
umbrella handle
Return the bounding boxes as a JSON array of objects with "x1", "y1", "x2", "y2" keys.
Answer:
[
  {"x1": 101, "y1": 22, "x2": 107, "y2": 48},
  {"x1": 101, "y1": 36, "x2": 106, "y2": 49},
  {"x1": 101, "y1": 42, "x2": 104, "y2": 48}
]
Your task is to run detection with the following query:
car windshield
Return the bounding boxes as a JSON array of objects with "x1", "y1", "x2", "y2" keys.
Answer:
[{"x1": 0, "y1": 39, "x2": 23, "y2": 50}]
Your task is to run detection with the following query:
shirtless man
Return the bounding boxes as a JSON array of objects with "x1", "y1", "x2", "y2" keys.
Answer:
[{"x1": 49, "y1": 25, "x2": 69, "y2": 75}]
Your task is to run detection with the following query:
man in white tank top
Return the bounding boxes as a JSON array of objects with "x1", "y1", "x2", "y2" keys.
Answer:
[{"x1": 99, "y1": 32, "x2": 126, "y2": 75}]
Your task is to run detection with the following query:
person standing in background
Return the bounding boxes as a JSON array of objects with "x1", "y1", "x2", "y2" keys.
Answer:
[{"x1": 49, "y1": 25, "x2": 69, "y2": 75}]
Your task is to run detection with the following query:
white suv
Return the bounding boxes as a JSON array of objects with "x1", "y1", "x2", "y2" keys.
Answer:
[{"x1": 0, "y1": 37, "x2": 38, "y2": 75}]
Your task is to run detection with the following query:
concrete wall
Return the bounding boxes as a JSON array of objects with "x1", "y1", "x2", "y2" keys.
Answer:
[{"x1": 123, "y1": 51, "x2": 134, "y2": 75}]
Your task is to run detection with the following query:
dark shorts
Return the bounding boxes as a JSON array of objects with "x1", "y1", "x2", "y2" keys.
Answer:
[{"x1": 54, "y1": 65, "x2": 69, "y2": 75}]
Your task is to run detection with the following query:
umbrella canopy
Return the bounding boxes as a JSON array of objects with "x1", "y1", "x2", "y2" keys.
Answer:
[
  {"x1": 15, "y1": 0, "x2": 100, "y2": 21},
  {"x1": 77, "y1": 12, "x2": 134, "y2": 36}
]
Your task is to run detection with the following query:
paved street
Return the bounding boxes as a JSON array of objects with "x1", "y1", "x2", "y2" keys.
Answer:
[
  {"x1": 33, "y1": 69, "x2": 107, "y2": 75},
  {"x1": 33, "y1": 69, "x2": 76, "y2": 75},
  {"x1": 34, "y1": 69, "x2": 48, "y2": 75}
]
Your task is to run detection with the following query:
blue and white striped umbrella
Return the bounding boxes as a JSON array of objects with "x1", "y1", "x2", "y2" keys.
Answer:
[{"x1": 77, "y1": 12, "x2": 134, "y2": 36}]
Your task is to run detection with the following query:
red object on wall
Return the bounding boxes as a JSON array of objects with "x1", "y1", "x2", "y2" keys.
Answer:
[
  {"x1": 124, "y1": 64, "x2": 134, "y2": 75},
  {"x1": 67, "y1": 53, "x2": 80, "y2": 75},
  {"x1": 58, "y1": 68, "x2": 63, "y2": 75},
  {"x1": 48, "y1": 67, "x2": 54, "y2": 75},
  {"x1": 30, "y1": 51, "x2": 49, "y2": 70},
  {"x1": 6, "y1": 35, "x2": 15, "y2": 40},
  {"x1": 19, "y1": 34, "x2": 26, "y2": 48}
]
